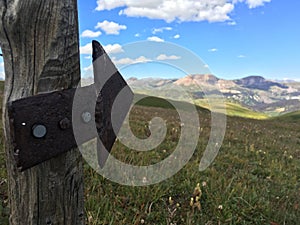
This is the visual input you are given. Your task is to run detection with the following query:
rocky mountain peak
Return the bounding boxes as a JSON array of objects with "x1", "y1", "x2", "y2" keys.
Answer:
[
  {"x1": 174, "y1": 74, "x2": 219, "y2": 86},
  {"x1": 234, "y1": 75, "x2": 288, "y2": 90}
]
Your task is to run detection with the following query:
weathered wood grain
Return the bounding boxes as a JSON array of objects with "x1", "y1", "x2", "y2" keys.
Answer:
[{"x1": 0, "y1": 0, "x2": 84, "y2": 224}]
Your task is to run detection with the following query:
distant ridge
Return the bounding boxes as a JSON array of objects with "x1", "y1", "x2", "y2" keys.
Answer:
[
  {"x1": 174, "y1": 74, "x2": 219, "y2": 86},
  {"x1": 124, "y1": 74, "x2": 300, "y2": 116},
  {"x1": 234, "y1": 76, "x2": 288, "y2": 90}
]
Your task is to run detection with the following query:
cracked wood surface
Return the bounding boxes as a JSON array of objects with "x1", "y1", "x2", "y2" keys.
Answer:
[{"x1": 0, "y1": 0, "x2": 84, "y2": 224}]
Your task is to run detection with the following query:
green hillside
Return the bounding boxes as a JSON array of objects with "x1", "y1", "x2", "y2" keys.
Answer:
[
  {"x1": 135, "y1": 94, "x2": 177, "y2": 110},
  {"x1": 274, "y1": 110, "x2": 300, "y2": 122},
  {"x1": 194, "y1": 99, "x2": 269, "y2": 119},
  {"x1": 135, "y1": 94, "x2": 209, "y2": 114},
  {"x1": 135, "y1": 93, "x2": 268, "y2": 120}
]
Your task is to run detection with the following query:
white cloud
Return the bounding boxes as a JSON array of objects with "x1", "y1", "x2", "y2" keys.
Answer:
[
  {"x1": 112, "y1": 57, "x2": 134, "y2": 65},
  {"x1": 112, "y1": 56, "x2": 152, "y2": 65},
  {"x1": 152, "y1": 27, "x2": 172, "y2": 34},
  {"x1": 128, "y1": 56, "x2": 152, "y2": 64},
  {"x1": 204, "y1": 64, "x2": 210, "y2": 68},
  {"x1": 84, "y1": 64, "x2": 93, "y2": 72},
  {"x1": 95, "y1": 0, "x2": 126, "y2": 11},
  {"x1": 104, "y1": 44, "x2": 124, "y2": 54},
  {"x1": 95, "y1": 20, "x2": 127, "y2": 35},
  {"x1": 96, "y1": 0, "x2": 234, "y2": 22},
  {"x1": 96, "y1": 0, "x2": 272, "y2": 23},
  {"x1": 0, "y1": 62, "x2": 4, "y2": 68},
  {"x1": 156, "y1": 54, "x2": 181, "y2": 60},
  {"x1": 82, "y1": 64, "x2": 93, "y2": 77},
  {"x1": 85, "y1": 56, "x2": 92, "y2": 60},
  {"x1": 208, "y1": 48, "x2": 218, "y2": 52},
  {"x1": 174, "y1": 34, "x2": 180, "y2": 39},
  {"x1": 80, "y1": 43, "x2": 124, "y2": 55},
  {"x1": 227, "y1": 21, "x2": 237, "y2": 26},
  {"x1": 80, "y1": 43, "x2": 92, "y2": 55},
  {"x1": 135, "y1": 33, "x2": 141, "y2": 37},
  {"x1": 238, "y1": 54, "x2": 246, "y2": 58},
  {"x1": 81, "y1": 30, "x2": 102, "y2": 38},
  {"x1": 243, "y1": 0, "x2": 271, "y2": 9},
  {"x1": 112, "y1": 54, "x2": 181, "y2": 66},
  {"x1": 147, "y1": 36, "x2": 165, "y2": 42}
]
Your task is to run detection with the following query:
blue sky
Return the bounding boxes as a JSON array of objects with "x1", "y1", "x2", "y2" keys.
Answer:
[{"x1": 1, "y1": 0, "x2": 300, "y2": 81}]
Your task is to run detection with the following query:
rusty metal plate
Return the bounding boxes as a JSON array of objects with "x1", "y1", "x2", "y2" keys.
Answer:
[
  {"x1": 8, "y1": 40, "x2": 133, "y2": 171},
  {"x1": 8, "y1": 87, "x2": 78, "y2": 171}
]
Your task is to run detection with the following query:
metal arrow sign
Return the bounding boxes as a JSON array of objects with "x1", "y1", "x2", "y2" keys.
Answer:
[{"x1": 7, "y1": 40, "x2": 133, "y2": 171}]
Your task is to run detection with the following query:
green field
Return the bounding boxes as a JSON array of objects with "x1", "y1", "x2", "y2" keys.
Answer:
[
  {"x1": 135, "y1": 94, "x2": 268, "y2": 120},
  {"x1": 0, "y1": 82, "x2": 299, "y2": 224},
  {"x1": 274, "y1": 111, "x2": 300, "y2": 122},
  {"x1": 194, "y1": 99, "x2": 269, "y2": 120}
]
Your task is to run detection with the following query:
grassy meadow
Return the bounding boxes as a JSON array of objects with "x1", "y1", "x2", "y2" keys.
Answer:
[
  {"x1": 0, "y1": 81, "x2": 300, "y2": 224},
  {"x1": 194, "y1": 99, "x2": 269, "y2": 120}
]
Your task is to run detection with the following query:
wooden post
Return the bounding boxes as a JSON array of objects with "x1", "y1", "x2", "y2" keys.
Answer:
[{"x1": 0, "y1": 1, "x2": 84, "y2": 224}]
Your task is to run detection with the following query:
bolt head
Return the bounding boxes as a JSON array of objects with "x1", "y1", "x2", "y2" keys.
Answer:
[
  {"x1": 59, "y1": 118, "x2": 71, "y2": 130},
  {"x1": 81, "y1": 112, "x2": 92, "y2": 123},
  {"x1": 32, "y1": 124, "x2": 47, "y2": 138},
  {"x1": 14, "y1": 149, "x2": 20, "y2": 156}
]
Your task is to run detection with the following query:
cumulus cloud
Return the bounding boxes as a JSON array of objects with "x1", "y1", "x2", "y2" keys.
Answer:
[
  {"x1": 80, "y1": 43, "x2": 92, "y2": 55},
  {"x1": 96, "y1": 0, "x2": 272, "y2": 23},
  {"x1": 111, "y1": 53, "x2": 181, "y2": 66},
  {"x1": 243, "y1": 0, "x2": 271, "y2": 9},
  {"x1": 147, "y1": 36, "x2": 165, "y2": 42},
  {"x1": 112, "y1": 56, "x2": 152, "y2": 65},
  {"x1": 104, "y1": 44, "x2": 124, "y2": 54},
  {"x1": 96, "y1": 0, "x2": 234, "y2": 22},
  {"x1": 174, "y1": 34, "x2": 180, "y2": 39},
  {"x1": 80, "y1": 43, "x2": 124, "y2": 55},
  {"x1": 152, "y1": 27, "x2": 172, "y2": 34},
  {"x1": 95, "y1": 20, "x2": 127, "y2": 35},
  {"x1": 81, "y1": 30, "x2": 102, "y2": 38},
  {"x1": 95, "y1": 0, "x2": 126, "y2": 11},
  {"x1": 227, "y1": 21, "x2": 237, "y2": 26},
  {"x1": 156, "y1": 54, "x2": 181, "y2": 60}
]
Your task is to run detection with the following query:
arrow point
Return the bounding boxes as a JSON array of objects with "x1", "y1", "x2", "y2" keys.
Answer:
[{"x1": 92, "y1": 40, "x2": 105, "y2": 62}]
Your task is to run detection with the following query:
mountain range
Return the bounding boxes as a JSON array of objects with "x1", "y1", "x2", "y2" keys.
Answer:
[
  {"x1": 82, "y1": 75, "x2": 300, "y2": 116},
  {"x1": 127, "y1": 75, "x2": 300, "y2": 116}
]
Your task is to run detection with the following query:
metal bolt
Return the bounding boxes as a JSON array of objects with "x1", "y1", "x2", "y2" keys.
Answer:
[
  {"x1": 81, "y1": 111, "x2": 92, "y2": 123},
  {"x1": 32, "y1": 124, "x2": 47, "y2": 138},
  {"x1": 14, "y1": 149, "x2": 20, "y2": 156},
  {"x1": 59, "y1": 117, "x2": 71, "y2": 130}
]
